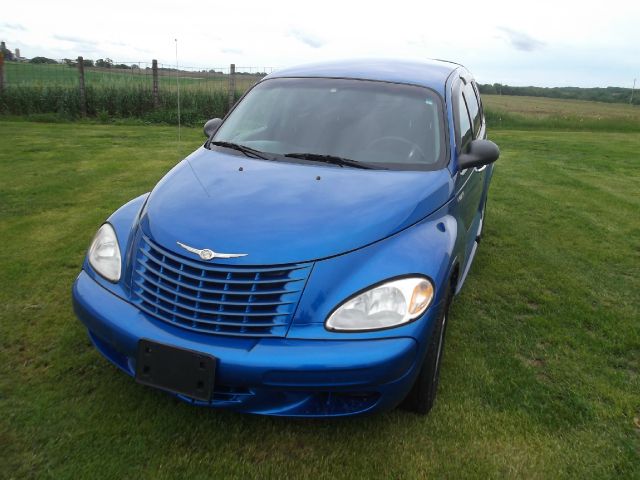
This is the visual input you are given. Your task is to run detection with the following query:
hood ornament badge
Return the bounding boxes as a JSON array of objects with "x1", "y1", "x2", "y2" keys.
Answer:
[{"x1": 176, "y1": 241, "x2": 247, "y2": 261}]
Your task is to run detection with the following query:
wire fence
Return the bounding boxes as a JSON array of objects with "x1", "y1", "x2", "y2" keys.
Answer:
[{"x1": 0, "y1": 55, "x2": 275, "y2": 124}]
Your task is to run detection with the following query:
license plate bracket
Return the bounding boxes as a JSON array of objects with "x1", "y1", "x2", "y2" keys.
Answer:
[{"x1": 135, "y1": 339, "x2": 216, "y2": 402}]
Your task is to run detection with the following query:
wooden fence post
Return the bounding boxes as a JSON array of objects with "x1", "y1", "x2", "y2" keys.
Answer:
[
  {"x1": 228, "y1": 63, "x2": 236, "y2": 111},
  {"x1": 152, "y1": 59, "x2": 159, "y2": 108},
  {"x1": 0, "y1": 51, "x2": 5, "y2": 94},
  {"x1": 77, "y1": 56, "x2": 87, "y2": 117}
]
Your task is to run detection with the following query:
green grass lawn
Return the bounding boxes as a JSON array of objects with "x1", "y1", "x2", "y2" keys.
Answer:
[{"x1": 0, "y1": 120, "x2": 638, "y2": 479}]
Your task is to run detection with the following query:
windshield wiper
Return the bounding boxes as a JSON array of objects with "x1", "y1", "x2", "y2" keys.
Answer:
[
  {"x1": 283, "y1": 152, "x2": 375, "y2": 169},
  {"x1": 209, "y1": 141, "x2": 271, "y2": 160}
]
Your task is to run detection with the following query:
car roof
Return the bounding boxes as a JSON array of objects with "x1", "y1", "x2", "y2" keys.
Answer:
[{"x1": 264, "y1": 58, "x2": 461, "y2": 96}]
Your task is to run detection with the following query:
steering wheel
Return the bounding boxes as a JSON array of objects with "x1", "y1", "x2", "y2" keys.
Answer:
[{"x1": 366, "y1": 136, "x2": 426, "y2": 162}]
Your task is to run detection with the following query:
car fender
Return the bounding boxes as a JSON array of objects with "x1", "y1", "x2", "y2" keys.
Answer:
[
  {"x1": 82, "y1": 193, "x2": 149, "y2": 297},
  {"x1": 289, "y1": 200, "x2": 459, "y2": 342}
]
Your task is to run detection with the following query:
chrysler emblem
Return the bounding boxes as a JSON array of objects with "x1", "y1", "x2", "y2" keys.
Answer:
[{"x1": 176, "y1": 241, "x2": 247, "y2": 260}]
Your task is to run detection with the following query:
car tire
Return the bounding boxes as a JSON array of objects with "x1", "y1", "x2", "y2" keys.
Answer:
[{"x1": 400, "y1": 282, "x2": 453, "y2": 415}]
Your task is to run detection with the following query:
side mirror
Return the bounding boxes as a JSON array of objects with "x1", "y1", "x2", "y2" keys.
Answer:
[
  {"x1": 458, "y1": 139, "x2": 500, "y2": 170},
  {"x1": 204, "y1": 118, "x2": 223, "y2": 137}
]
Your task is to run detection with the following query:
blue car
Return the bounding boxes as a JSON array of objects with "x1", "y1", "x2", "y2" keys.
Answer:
[{"x1": 72, "y1": 59, "x2": 499, "y2": 417}]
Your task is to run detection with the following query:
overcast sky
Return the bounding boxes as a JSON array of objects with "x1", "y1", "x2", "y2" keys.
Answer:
[{"x1": 1, "y1": 0, "x2": 638, "y2": 87}]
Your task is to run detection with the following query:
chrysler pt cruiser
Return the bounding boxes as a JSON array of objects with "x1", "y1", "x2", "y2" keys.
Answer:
[{"x1": 72, "y1": 59, "x2": 499, "y2": 417}]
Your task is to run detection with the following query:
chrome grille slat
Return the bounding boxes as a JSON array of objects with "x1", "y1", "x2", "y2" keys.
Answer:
[{"x1": 131, "y1": 235, "x2": 311, "y2": 337}]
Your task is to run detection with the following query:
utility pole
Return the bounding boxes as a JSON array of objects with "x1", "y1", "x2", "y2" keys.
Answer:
[
  {"x1": 631, "y1": 78, "x2": 636, "y2": 105},
  {"x1": 175, "y1": 39, "x2": 181, "y2": 145},
  {"x1": 77, "y1": 56, "x2": 87, "y2": 117},
  {"x1": 0, "y1": 51, "x2": 4, "y2": 95}
]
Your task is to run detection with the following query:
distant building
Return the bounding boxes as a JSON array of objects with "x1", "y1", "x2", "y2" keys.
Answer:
[
  {"x1": 14, "y1": 48, "x2": 26, "y2": 62},
  {"x1": 1, "y1": 41, "x2": 15, "y2": 60}
]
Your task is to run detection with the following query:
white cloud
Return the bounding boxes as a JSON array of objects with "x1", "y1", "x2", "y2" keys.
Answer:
[
  {"x1": 53, "y1": 34, "x2": 97, "y2": 46},
  {"x1": 2, "y1": 0, "x2": 639, "y2": 87},
  {"x1": 221, "y1": 47, "x2": 243, "y2": 55},
  {"x1": 0, "y1": 22, "x2": 26, "y2": 31},
  {"x1": 497, "y1": 27, "x2": 545, "y2": 52},
  {"x1": 288, "y1": 28, "x2": 325, "y2": 49}
]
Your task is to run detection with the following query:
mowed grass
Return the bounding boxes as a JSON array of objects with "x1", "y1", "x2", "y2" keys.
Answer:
[{"x1": 0, "y1": 120, "x2": 639, "y2": 478}]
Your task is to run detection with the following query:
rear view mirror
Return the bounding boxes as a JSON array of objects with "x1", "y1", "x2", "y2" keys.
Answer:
[
  {"x1": 458, "y1": 139, "x2": 500, "y2": 170},
  {"x1": 204, "y1": 118, "x2": 223, "y2": 137}
]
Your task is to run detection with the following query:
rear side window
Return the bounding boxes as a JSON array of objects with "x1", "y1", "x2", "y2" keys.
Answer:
[
  {"x1": 472, "y1": 81, "x2": 483, "y2": 119},
  {"x1": 463, "y1": 83, "x2": 481, "y2": 135},
  {"x1": 456, "y1": 88, "x2": 473, "y2": 151}
]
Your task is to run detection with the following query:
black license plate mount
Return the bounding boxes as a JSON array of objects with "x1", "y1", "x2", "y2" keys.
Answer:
[{"x1": 135, "y1": 339, "x2": 216, "y2": 402}]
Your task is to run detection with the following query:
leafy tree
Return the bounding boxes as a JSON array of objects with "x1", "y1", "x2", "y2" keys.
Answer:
[
  {"x1": 29, "y1": 56, "x2": 58, "y2": 64},
  {"x1": 95, "y1": 58, "x2": 113, "y2": 68},
  {"x1": 477, "y1": 83, "x2": 639, "y2": 105}
]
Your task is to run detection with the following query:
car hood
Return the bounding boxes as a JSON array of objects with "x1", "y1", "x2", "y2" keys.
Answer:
[{"x1": 140, "y1": 147, "x2": 453, "y2": 265}]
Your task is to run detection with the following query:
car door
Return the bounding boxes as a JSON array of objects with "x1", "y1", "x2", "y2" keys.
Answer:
[{"x1": 453, "y1": 76, "x2": 486, "y2": 252}]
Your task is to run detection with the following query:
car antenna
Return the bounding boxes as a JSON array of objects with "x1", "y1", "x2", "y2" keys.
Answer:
[{"x1": 175, "y1": 38, "x2": 181, "y2": 153}]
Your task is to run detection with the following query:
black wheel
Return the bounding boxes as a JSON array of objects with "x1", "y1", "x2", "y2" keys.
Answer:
[{"x1": 401, "y1": 283, "x2": 453, "y2": 415}]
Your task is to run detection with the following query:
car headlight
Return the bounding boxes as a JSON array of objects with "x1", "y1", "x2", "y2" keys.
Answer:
[
  {"x1": 326, "y1": 276, "x2": 434, "y2": 332},
  {"x1": 88, "y1": 223, "x2": 121, "y2": 282}
]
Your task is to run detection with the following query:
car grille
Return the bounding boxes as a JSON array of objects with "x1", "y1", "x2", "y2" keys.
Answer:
[{"x1": 131, "y1": 235, "x2": 312, "y2": 337}]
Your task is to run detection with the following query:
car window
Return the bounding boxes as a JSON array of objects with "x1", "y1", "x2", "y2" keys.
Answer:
[
  {"x1": 230, "y1": 86, "x2": 281, "y2": 135},
  {"x1": 456, "y1": 87, "x2": 473, "y2": 152},
  {"x1": 472, "y1": 81, "x2": 483, "y2": 122},
  {"x1": 213, "y1": 78, "x2": 447, "y2": 171},
  {"x1": 463, "y1": 83, "x2": 481, "y2": 136}
]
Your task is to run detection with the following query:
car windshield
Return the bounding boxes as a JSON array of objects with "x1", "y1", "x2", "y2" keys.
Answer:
[{"x1": 211, "y1": 77, "x2": 446, "y2": 170}]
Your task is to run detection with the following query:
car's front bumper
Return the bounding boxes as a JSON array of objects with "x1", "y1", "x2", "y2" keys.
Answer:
[{"x1": 72, "y1": 271, "x2": 429, "y2": 417}]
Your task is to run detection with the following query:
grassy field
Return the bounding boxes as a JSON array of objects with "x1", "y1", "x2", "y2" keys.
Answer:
[
  {"x1": 0, "y1": 119, "x2": 639, "y2": 478},
  {"x1": 482, "y1": 94, "x2": 640, "y2": 132},
  {"x1": 483, "y1": 94, "x2": 640, "y2": 121}
]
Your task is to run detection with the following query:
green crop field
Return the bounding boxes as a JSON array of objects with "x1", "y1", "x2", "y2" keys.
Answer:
[
  {"x1": 0, "y1": 113, "x2": 638, "y2": 478},
  {"x1": 3, "y1": 61, "x2": 262, "y2": 91},
  {"x1": 0, "y1": 62, "x2": 263, "y2": 124}
]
